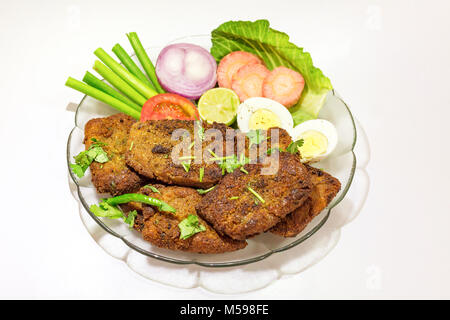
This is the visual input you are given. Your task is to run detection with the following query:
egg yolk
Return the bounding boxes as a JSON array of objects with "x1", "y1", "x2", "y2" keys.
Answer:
[
  {"x1": 249, "y1": 109, "x2": 281, "y2": 130},
  {"x1": 298, "y1": 130, "x2": 328, "y2": 160}
]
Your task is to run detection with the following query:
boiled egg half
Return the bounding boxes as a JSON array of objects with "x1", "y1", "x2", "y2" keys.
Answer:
[
  {"x1": 289, "y1": 119, "x2": 338, "y2": 163},
  {"x1": 237, "y1": 97, "x2": 294, "y2": 133}
]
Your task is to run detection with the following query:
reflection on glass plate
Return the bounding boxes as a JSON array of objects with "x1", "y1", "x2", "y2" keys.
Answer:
[{"x1": 66, "y1": 35, "x2": 370, "y2": 292}]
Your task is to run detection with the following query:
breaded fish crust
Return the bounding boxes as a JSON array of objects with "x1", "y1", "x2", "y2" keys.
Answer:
[
  {"x1": 123, "y1": 185, "x2": 247, "y2": 253},
  {"x1": 125, "y1": 120, "x2": 234, "y2": 188},
  {"x1": 196, "y1": 152, "x2": 312, "y2": 240},
  {"x1": 84, "y1": 113, "x2": 146, "y2": 196},
  {"x1": 271, "y1": 166, "x2": 341, "y2": 237}
]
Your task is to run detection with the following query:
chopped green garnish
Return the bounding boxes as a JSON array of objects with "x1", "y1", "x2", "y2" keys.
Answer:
[
  {"x1": 91, "y1": 201, "x2": 136, "y2": 229},
  {"x1": 144, "y1": 185, "x2": 160, "y2": 194},
  {"x1": 181, "y1": 161, "x2": 191, "y2": 172},
  {"x1": 196, "y1": 121, "x2": 205, "y2": 141},
  {"x1": 163, "y1": 154, "x2": 169, "y2": 159},
  {"x1": 229, "y1": 196, "x2": 239, "y2": 200},
  {"x1": 90, "y1": 138, "x2": 107, "y2": 147},
  {"x1": 266, "y1": 147, "x2": 280, "y2": 155},
  {"x1": 199, "y1": 167, "x2": 204, "y2": 182},
  {"x1": 178, "y1": 214, "x2": 206, "y2": 240},
  {"x1": 197, "y1": 186, "x2": 215, "y2": 194},
  {"x1": 216, "y1": 154, "x2": 249, "y2": 175},
  {"x1": 123, "y1": 210, "x2": 138, "y2": 228},
  {"x1": 207, "y1": 149, "x2": 218, "y2": 158},
  {"x1": 240, "y1": 167, "x2": 248, "y2": 174},
  {"x1": 286, "y1": 139, "x2": 304, "y2": 154},
  {"x1": 90, "y1": 201, "x2": 124, "y2": 219},
  {"x1": 70, "y1": 139, "x2": 109, "y2": 178},
  {"x1": 179, "y1": 155, "x2": 196, "y2": 160},
  {"x1": 129, "y1": 141, "x2": 134, "y2": 151},
  {"x1": 246, "y1": 129, "x2": 269, "y2": 147},
  {"x1": 247, "y1": 185, "x2": 265, "y2": 204},
  {"x1": 188, "y1": 141, "x2": 195, "y2": 149}
]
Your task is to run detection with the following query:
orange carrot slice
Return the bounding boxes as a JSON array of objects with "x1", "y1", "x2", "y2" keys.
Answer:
[
  {"x1": 262, "y1": 66, "x2": 305, "y2": 108},
  {"x1": 231, "y1": 64, "x2": 270, "y2": 102},
  {"x1": 217, "y1": 51, "x2": 263, "y2": 89}
]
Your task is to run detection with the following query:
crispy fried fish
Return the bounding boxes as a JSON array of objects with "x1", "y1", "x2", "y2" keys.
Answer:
[
  {"x1": 122, "y1": 185, "x2": 247, "y2": 253},
  {"x1": 236, "y1": 127, "x2": 293, "y2": 162},
  {"x1": 84, "y1": 113, "x2": 146, "y2": 196},
  {"x1": 125, "y1": 120, "x2": 234, "y2": 188},
  {"x1": 196, "y1": 152, "x2": 312, "y2": 240},
  {"x1": 271, "y1": 166, "x2": 341, "y2": 237}
]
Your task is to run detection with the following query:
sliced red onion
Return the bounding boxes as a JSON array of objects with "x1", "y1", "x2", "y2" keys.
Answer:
[{"x1": 156, "y1": 43, "x2": 217, "y2": 100}]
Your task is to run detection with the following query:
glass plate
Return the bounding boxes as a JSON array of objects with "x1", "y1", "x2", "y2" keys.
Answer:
[{"x1": 66, "y1": 35, "x2": 357, "y2": 267}]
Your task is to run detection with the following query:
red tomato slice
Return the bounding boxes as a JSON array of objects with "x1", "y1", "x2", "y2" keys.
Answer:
[{"x1": 140, "y1": 93, "x2": 199, "y2": 121}]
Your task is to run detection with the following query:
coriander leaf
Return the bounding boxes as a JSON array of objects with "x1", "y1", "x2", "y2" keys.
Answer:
[
  {"x1": 178, "y1": 214, "x2": 206, "y2": 240},
  {"x1": 91, "y1": 138, "x2": 107, "y2": 147},
  {"x1": 144, "y1": 185, "x2": 160, "y2": 194},
  {"x1": 246, "y1": 129, "x2": 268, "y2": 147},
  {"x1": 216, "y1": 154, "x2": 249, "y2": 175},
  {"x1": 70, "y1": 163, "x2": 85, "y2": 178},
  {"x1": 91, "y1": 147, "x2": 109, "y2": 163},
  {"x1": 123, "y1": 210, "x2": 137, "y2": 229},
  {"x1": 181, "y1": 161, "x2": 191, "y2": 172},
  {"x1": 286, "y1": 139, "x2": 304, "y2": 154},
  {"x1": 199, "y1": 167, "x2": 204, "y2": 182},
  {"x1": 196, "y1": 121, "x2": 205, "y2": 141},
  {"x1": 197, "y1": 186, "x2": 215, "y2": 195},
  {"x1": 70, "y1": 139, "x2": 109, "y2": 178},
  {"x1": 247, "y1": 185, "x2": 265, "y2": 204},
  {"x1": 90, "y1": 201, "x2": 124, "y2": 219}
]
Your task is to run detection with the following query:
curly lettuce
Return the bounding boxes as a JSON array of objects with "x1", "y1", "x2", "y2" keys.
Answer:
[{"x1": 211, "y1": 20, "x2": 332, "y2": 124}]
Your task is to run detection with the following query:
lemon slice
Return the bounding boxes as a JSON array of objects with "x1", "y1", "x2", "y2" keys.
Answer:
[{"x1": 198, "y1": 88, "x2": 240, "y2": 125}]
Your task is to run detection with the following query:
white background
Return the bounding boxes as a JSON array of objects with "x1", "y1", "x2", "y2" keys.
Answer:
[{"x1": 0, "y1": 0, "x2": 449, "y2": 299}]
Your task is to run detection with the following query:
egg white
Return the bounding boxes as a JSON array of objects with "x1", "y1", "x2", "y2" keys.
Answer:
[
  {"x1": 236, "y1": 97, "x2": 294, "y2": 133},
  {"x1": 289, "y1": 119, "x2": 338, "y2": 162}
]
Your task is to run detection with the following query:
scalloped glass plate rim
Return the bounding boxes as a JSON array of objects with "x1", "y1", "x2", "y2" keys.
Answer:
[{"x1": 66, "y1": 36, "x2": 357, "y2": 268}]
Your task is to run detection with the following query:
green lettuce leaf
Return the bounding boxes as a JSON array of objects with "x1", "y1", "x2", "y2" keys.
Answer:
[{"x1": 211, "y1": 20, "x2": 332, "y2": 123}]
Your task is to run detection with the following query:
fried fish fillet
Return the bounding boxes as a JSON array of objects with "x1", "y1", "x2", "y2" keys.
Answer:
[
  {"x1": 196, "y1": 152, "x2": 312, "y2": 240},
  {"x1": 122, "y1": 185, "x2": 247, "y2": 253},
  {"x1": 84, "y1": 113, "x2": 146, "y2": 196},
  {"x1": 236, "y1": 127, "x2": 293, "y2": 162},
  {"x1": 271, "y1": 166, "x2": 341, "y2": 237},
  {"x1": 125, "y1": 120, "x2": 234, "y2": 188}
]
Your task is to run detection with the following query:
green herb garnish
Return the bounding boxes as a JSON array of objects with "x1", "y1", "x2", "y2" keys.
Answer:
[
  {"x1": 286, "y1": 139, "x2": 304, "y2": 154},
  {"x1": 247, "y1": 185, "x2": 265, "y2": 204},
  {"x1": 144, "y1": 185, "x2": 160, "y2": 194},
  {"x1": 178, "y1": 214, "x2": 206, "y2": 240},
  {"x1": 123, "y1": 210, "x2": 138, "y2": 228},
  {"x1": 216, "y1": 154, "x2": 249, "y2": 175},
  {"x1": 246, "y1": 129, "x2": 269, "y2": 147},
  {"x1": 197, "y1": 186, "x2": 216, "y2": 195},
  {"x1": 229, "y1": 196, "x2": 239, "y2": 200},
  {"x1": 181, "y1": 161, "x2": 191, "y2": 172},
  {"x1": 90, "y1": 202, "x2": 136, "y2": 229},
  {"x1": 70, "y1": 138, "x2": 109, "y2": 178},
  {"x1": 199, "y1": 168, "x2": 204, "y2": 182},
  {"x1": 196, "y1": 121, "x2": 205, "y2": 141}
]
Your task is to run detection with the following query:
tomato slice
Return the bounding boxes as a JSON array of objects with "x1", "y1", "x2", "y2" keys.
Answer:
[{"x1": 140, "y1": 93, "x2": 199, "y2": 121}]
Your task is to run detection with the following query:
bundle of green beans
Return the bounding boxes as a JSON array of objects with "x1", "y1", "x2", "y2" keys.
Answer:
[{"x1": 65, "y1": 32, "x2": 164, "y2": 120}]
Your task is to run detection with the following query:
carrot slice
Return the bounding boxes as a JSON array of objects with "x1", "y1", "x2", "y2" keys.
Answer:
[
  {"x1": 262, "y1": 66, "x2": 305, "y2": 108},
  {"x1": 217, "y1": 51, "x2": 263, "y2": 89},
  {"x1": 231, "y1": 64, "x2": 270, "y2": 102}
]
